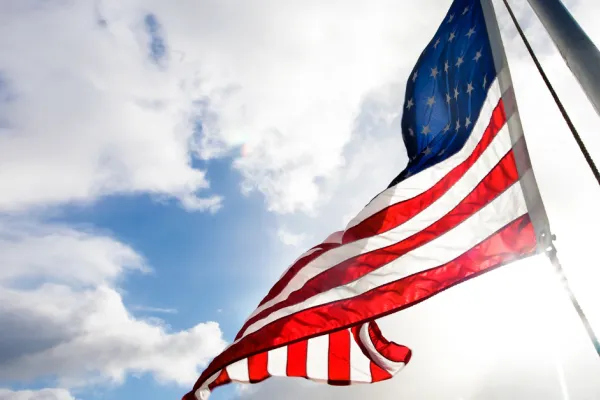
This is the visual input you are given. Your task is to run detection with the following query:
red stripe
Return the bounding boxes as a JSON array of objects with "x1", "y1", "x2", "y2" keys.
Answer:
[
  {"x1": 350, "y1": 321, "x2": 410, "y2": 382},
  {"x1": 286, "y1": 340, "x2": 308, "y2": 377},
  {"x1": 370, "y1": 362, "x2": 393, "y2": 383},
  {"x1": 254, "y1": 243, "x2": 340, "y2": 310},
  {"x1": 245, "y1": 99, "x2": 507, "y2": 340},
  {"x1": 182, "y1": 358, "x2": 231, "y2": 398},
  {"x1": 342, "y1": 98, "x2": 507, "y2": 244},
  {"x1": 328, "y1": 329, "x2": 351, "y2": 385},
  {"x1": 190, "y1": 214, "x2": 536, "y2": 392},
  {"x1": 245, "y1": 99, "x2": 507, "y2": 338},
  {"x1": 367, "y1": 321, "x2": 412, "y2": 364},
  {"x1": 248, "y1": 352, "x2": 270, "y2": 383},
  {"x1": 236, "y1": 150, "x2": 519, "y2": 339},
  {"x1": 208, "y1": 368, "x2": 230, "y2": 390}
]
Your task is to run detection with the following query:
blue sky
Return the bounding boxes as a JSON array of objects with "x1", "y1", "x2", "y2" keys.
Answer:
[
  {"x1": 54, "y1": 157, "x2": 278, "y2": 327},
  {"x1": 2, "y1": 158, "x2": 270, "y2": 400},
  {"x1": 44, "y1": 152, "x2": 290, "y2": 400},
  {"x1": 2, "y1": 1, "x2": 600, "y2": 400},
  {"x1": 144, "y1": 13, "x2": 167, "y2": 64}
]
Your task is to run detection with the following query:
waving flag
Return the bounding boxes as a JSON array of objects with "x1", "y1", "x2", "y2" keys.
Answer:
[{"x1": 184, "y1": 0, "x2": 551, "y2": 398}]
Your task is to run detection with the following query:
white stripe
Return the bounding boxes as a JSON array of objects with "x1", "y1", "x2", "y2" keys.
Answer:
[
  {"x1": 323, "y1": 231, "x2": 344, "y2": 244},
  {"x1": 243, "y1": 81, "x2": 504, "y2": 326},
  {"x1": 195, "y1": 371, "x2": 221, "y2": 400},
  {"x1": 349, "y1": 328, "x2": 373, "y2": 383},
  {"x1": 243, "y1": 118, "x2": 516, "y2": 328},
  {"x1": 275, "y1": 232, "x2": 343, "y2": 282},
  {"x1": 358, "y1": 323, "x2": 405, "y2": 376},
  {"x1": 239, "y1": 179, "x2": 528, "y2": 339},
  {"x1": 346, "y1": 79, "x2": 502, "y2": 230},
  {"x1": 226, "y1": 358, "x2": 249, "y2": 383},
  {"x1": 196, "y1": 388, "x2": 211, "y2": 400},
  {"x1": 275, "y1": 247, "x2": 323, "y2": 282},
  {"x1": 306, "y1": 335, "x2": 329, "y2": 381},
  {"x1": 296, "y1": 247, "x2": 322, "y2": 261},
  {"x1": 267, "y1": 346, "x2": 288, "y2": 377}
]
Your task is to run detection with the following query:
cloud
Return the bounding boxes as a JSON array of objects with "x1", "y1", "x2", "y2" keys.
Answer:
[
  {"x1": 0, "y1": 219, "x2": 226, "y2": 388},
  {"x1": 0, "y1": 1, "x2": 221, "y2": 213},
  {"x1": 228, "y1": 0, "x2": 600, "y2": 398},
  {"x1": 0, "y1": 388, "x2": 76, "y2": 400},
  {"x1": 277, "y1": 228, "x2": 309, "y2": 247},
  {"x1": 132, "y1": 306, "x2": 178, "y2": 314},
  {"x1": 0, "y1": 219, "x2": 146, "y2": 286},
  {"x1": 112, "y1": 0, "x2": 447, "y2": 214},
  {"x1": 0, "y1": 284, "x2": 225, "y2": 387},
  {"x1": 0, "y1": 0, "x2": 595, "y2": 224},
  {"x1": 2, "y1": 0, "x2": 600, "y2": 399}
]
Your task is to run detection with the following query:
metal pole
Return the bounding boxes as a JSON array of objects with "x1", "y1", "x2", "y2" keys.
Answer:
[
  {"x1": 525, "y1": 0, "x2": 600, "y2": 118},
  {"x1": 545, "y1": 239, "x2": 600, "y2": 357},
  {"x1": 502, "y1": 0, "x2": 600, "y2": 187},
  {"x1": 501, "y1": 0, "x2": 600, "y2": 360}
]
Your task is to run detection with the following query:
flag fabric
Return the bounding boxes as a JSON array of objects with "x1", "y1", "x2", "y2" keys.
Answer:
[{"x1": 184, "y1": 0, "x2": 550, "y2": 398}]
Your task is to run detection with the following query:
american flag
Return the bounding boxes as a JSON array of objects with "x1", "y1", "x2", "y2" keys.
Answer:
[{"x1": 184, "y1": 0, "x2": 550, "y2": 398}]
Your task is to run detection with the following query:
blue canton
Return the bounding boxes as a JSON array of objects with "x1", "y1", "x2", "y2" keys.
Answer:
[{"x1": 389, "y1": 0, "x2": 496, "y2": 187}]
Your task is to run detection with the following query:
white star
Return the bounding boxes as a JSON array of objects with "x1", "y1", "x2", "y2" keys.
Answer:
[
  {"x1": 406, "y1": 98, "x2": 415, "y2": 110},
  {"x1": 423, "y1": 147, "x2": 432, "y2": 155},
  {"x1": 456, "y1": 56, "x2": 464, "y2": 68},
  {"x1": 412, "y1": 71, "x2": 418, "y2": 82},
  {"x1": 444, "y1": 61, "x2": 450, "y2": 73},
  {"x1": 454, "y1": 87, "x2": 460, "y2": 100},
  {"x1": 456, "y1": 119, "x2": 461, "y2": 130},
  {"x1": 447, "y1": 13, "x2": 455, "y2": 23},
  {"x1": 473, "y1": 50, "x2": 483, "y2": 62},
  {"x1": 465, "y1": 116, "x2": 472, "y2": 128},
  {"x1": 433, "y1": 38, "x2": 441, "y2": 49},
  {"x1": 446, "y1": 93, "x2": 452, "y2": 104},
  {"x1": 466, "y1": 27, "x2": 476, "y2": 39},
  {"x1": 422, "y1": 124, "x2": 431, "y2": 135},
  {"x1": 439, "y1": 148, "x2": 446, "y2": 155},
  {"x1": 466, "y1": 82, "x2": 474, "y2": 95},
  {"x1": 448, "y1": 31, "x2": 456, "y2": 42},
  {"x1": 431, "y1": 67, "x2": 439, "y2": 79},
  {"x1": 408, "y1": 127, "x2": 415, "y2": 136},
  {"x1": 462, "y1": 6, "x2": 470, "y2": 15},
  {"x1": 426, "y1": 96, "x2": 436, "y2": 107},
  {"x1": 443, "y1": 123, "x2": 451, "y2": 133},
  {"x1": 483, "y1": 75, "x2": 488, "y2": 89}
]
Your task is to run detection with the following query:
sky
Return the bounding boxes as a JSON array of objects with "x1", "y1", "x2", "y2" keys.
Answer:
[{"x1": 1, "y1": 0, "x2": 600, "y2": 399}]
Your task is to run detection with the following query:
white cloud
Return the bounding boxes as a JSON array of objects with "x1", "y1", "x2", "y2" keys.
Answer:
[
  {"x1": 0, "y1": 220, "x2": 146, "y2": 286},
  {"x1": 246, "y1": 0, "x2": 600, "y2": 319},
  {"x1": 277, "y1": 228, "x2": 309, "y2": 247},
  {"x1": 1, "y1": 284, "x2": 225, "y2": 387},
  {"x1": 229, "y1": 0, "x2": 600, "y2": 398},
  {"x1": 3, "y1": 0, "x2": 600, "y2": 399},
  {"x1": 0, "y1": 219, "x2": 226, "y2": 389},
  {"x1": 0, "y1": 1, "x2": 221, "y2": 213},
  {"x1": 119, "y1": 0, "x2": 447, "y2": 214},
  {"x1": 132, "y1": 306, "x2": 178, "y2": 314},
  {"x1": 0, "y1": 388, "x2": 76, "y2": 400}
]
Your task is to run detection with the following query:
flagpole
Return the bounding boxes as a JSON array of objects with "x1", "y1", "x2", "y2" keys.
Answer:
[
  {"x1": 524, "y1": 0, "x2": 600, "y2": 120},
  {"x1": 544, "y1": 237, "x2": 600, "y2": 357},
  {"x1": 500, "y1": 0, "x2": 600, "y2": 188},
  {"x1": 488, "y1": 0, "x2": 600, "y2": 358}
]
